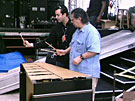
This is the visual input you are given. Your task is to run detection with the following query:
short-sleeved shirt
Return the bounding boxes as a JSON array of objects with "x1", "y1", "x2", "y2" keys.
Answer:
[{"x1": 70, "y1": 23, "x2": 101, "y2": 78}]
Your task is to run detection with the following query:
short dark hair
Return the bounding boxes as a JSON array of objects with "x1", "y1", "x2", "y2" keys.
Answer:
[
  {"x1": 71, "y1": 8, "x2": 89, "y2": 24},
  {"x1": 55, "y1": 5, "x2": 69, "y2": 16}
]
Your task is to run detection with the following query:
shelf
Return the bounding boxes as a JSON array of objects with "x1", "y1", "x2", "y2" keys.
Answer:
[{"x1": 6, "y1": 46, "x2": 34, "y2": 49}]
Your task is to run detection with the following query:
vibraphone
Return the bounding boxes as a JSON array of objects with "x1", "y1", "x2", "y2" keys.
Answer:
[{"x1": 20, "y1": 63, "x2": 92, "y2": 101}]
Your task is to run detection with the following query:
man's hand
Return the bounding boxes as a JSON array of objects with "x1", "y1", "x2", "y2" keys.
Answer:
[
  {"x1": 73, "y1": 56, "x2": 82, "y2": 65},
  {"x1": 56, "y1": 49, "x2": 67, "y2": 56},
  {"x1": 23, "y1": 40, "x2": 33, "y2": 47},
  {"x1": 57, "y1": 46, "x2": 71, "y2": 56},
  {"x1": 97, "y1": 16, "x2": 102, "y2": 23}
]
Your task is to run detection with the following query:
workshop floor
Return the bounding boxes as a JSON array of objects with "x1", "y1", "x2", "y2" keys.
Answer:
[{"x1": 0, "y1": 90, "x2": 19, "y2": 101}]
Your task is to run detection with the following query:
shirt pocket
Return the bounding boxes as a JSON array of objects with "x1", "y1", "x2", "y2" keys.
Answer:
[{"x1": 75, "y1": 39, "x2": 85, "y2": 53}]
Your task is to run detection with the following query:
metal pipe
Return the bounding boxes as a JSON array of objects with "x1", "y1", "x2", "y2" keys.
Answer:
[{"x1": 33, "y1": 89, "x2": 92, "y2": 98}]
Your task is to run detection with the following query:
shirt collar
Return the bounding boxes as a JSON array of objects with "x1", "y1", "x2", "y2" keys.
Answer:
[
  {"x1": 61, "y1": 18, "x2": 71, "y2": 28},
  {"x1": 77, "y1": 23, "x2": 89, "y2": 33},
  {"x1": 77, "y1": 28, "x2": 84, "y2": 33}
]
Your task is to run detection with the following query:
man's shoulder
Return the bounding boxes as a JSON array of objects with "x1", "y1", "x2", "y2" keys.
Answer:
[{"x1": 52, "y1": 23, "x2": 62, "y2": 29}]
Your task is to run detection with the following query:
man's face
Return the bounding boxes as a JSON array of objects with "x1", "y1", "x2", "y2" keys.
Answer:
[
  {"x1": 71, "y1": 14, "x2": 80, "y2": 28},
  {"x1": 55, "y1": 9, "x2": 64, "y2": 23}
]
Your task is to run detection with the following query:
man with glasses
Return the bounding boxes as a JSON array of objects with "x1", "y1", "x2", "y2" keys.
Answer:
[{"x1": 57, "y1": 8, "x2": 101, "y2": 101}]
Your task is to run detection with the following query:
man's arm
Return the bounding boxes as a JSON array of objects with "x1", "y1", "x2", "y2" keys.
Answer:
[
  {"x1": 23, "y1": 26, "x2": 57, "y2": 48},
  {"x1": 23, "y1": 39, "x2": 48, "y2": 48},
  {"x1": 73, "y1": 51, "x2": 98, "y2": 65},
  {"x1": 97, "y1": 0, "x2": 106, "y2": 22},
  {"x1": 57, "y1": 46, "x2": 71, "y2": 56}
]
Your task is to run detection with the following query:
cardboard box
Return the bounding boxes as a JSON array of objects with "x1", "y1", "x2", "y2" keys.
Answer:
[{"x1": 101, "y1": 19, "x2": 116, "y2": 29}]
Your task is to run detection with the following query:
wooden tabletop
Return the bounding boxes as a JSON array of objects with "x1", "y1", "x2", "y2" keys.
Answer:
[{"x1": 22, "y1": 63, "x2": 90, "y2": 81}]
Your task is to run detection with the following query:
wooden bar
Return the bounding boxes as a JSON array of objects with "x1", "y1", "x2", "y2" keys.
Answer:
[{"x1": 22, "y1": 63, "x2": 90, "y2": 80}]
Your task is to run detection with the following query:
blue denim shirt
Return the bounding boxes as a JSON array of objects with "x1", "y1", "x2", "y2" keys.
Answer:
[{"x1": 70, "y1": 23, "x2": 101, "y2": 78}]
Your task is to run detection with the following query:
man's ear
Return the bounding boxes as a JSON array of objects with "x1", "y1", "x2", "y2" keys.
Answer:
[
  {"x1": 63, "y1": 13, "x2": 67, "y2": 17},
  {"x1": 78, "y1": 17, "x2": 82, "y2": 21}
]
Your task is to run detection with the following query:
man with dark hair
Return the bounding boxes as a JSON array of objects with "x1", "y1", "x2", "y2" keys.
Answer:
[
  {"x1": 57, "y1": 8, "x2": 101, "y2": 101},
  {"x1": 24, "y1": 5, "x2": 76, "y2": 69},
  {"x1": 87, "y1": 0, "x2": 106, "y2": 27}
]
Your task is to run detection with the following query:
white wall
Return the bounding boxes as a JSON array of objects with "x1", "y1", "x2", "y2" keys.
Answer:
[
  {"x1": 64, "y1": 0, "x2": 68, "y2": 9},
  {"x1": 119, "y1": 0, "x2": 135, "y2": 9},
  {"x1": 75, "y1": 0, "x2": 135, "y2": 10},
  {"x1": 65, "y1": 0, "x2": 135, "y2": 15},
  {"x1": 76, "y1": 0, "x2": 90, "y2": 11},
  {"x1": 65, "y1": 0, "x2": 90, "y2": 11}
]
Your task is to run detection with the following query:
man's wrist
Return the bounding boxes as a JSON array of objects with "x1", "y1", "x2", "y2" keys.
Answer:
[{"x1": 80, "y1": 54, "x2": 85, "y2": 60}]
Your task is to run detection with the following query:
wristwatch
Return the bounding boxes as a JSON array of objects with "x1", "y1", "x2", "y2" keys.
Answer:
[{"x1": 80, "y1": 54, "x2": 85, "y2": 60}]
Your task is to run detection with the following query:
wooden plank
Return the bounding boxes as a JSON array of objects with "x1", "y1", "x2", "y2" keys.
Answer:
[
  {"x1": 29, "y1": 75, "x2": 61, "y2": 80},
  {"x1": 37, "y1": 63, "x2": 90, "y2": 79},
  {"x1": 25, "y1": 69, "x2": 47, "y2": 73},
  {"x1": 28, "y1": 71, "x2": 52, "y2": 76},
  {"x1": 22, "y1": 63, "x2": 90, "y2": 81}
]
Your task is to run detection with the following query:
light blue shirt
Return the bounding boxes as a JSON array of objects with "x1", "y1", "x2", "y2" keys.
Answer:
[{"x1": 70, "y1": 23, "x2": 101, "y2": 78}]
